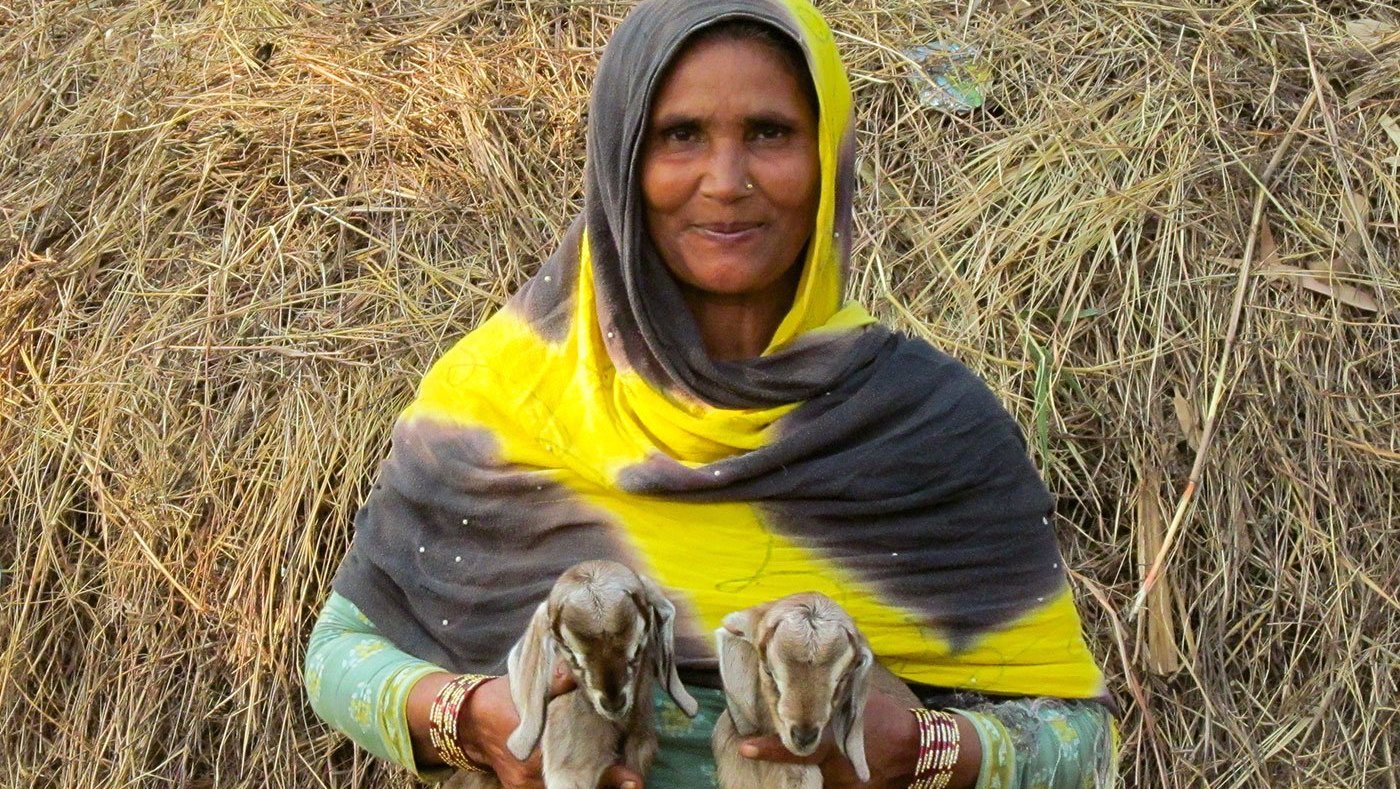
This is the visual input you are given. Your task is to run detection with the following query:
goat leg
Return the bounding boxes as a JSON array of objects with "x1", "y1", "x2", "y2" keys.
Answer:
[
  {"x1": 713, "y1": 709, "x2": 820, "y2": 789},
  {"x1": 540, "y1": 691, "x2": 622, "y2": 789},
  {"x1": 620, "y1": 679, "x2": 658, "y2": 777},
  {"x1": 441, "y1": 767, "x2": 502, "y2": 789}
]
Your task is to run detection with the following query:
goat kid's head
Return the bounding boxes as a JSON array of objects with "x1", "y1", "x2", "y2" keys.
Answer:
[
  {"x1": 556, "y1": 573, "x2": 649, "y2": 722},
  {"x1": 717, "y1": 593, "x2": 874, "y2": 781},
  {"x1": 505, "y1": 560, "x2": 698, "y2": 760}
]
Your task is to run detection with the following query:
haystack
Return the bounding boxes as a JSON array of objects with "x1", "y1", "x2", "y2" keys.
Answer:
[{"x1": 2, "y1": 1, "x2": 1395, "y2": 786}]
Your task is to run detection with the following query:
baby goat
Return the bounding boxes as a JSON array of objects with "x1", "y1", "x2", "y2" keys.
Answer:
[
  {"x1": 451, "y1": 559, "x2": 697, "y2": 789},
  {"x1": 712, "y1": 593, "x2": 875, "y2": 789}
]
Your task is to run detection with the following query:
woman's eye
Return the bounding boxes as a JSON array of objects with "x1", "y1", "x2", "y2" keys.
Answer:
[
  {"x1": 751, "y1": 123, "x2": 791, "y2": 142},
  {"x1": 660, "y1": 124, "x2": 699, "y2": 144}
]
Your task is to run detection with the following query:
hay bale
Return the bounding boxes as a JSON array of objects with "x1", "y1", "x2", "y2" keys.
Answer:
[{"x1": 2, "y1": 0, "x2": 1395, "y2": 785}]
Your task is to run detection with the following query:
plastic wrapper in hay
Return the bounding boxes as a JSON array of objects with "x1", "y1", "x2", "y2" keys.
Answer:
[{"x1": 904, "y1": 41, "x2": 991, "y2": 113}]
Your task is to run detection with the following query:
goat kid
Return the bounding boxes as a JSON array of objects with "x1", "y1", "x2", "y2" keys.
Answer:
[
  {"x1": 712, "y1": 593, "x2": 875, "y2": 789},
  {"x1": 449, "y1": 559, "x2": 698, "y2": 789}
]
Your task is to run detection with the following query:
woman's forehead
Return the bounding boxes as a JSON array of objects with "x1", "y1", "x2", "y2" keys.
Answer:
[{"x1": 649, "y1": 36, "x2": 816, "y2": 122}]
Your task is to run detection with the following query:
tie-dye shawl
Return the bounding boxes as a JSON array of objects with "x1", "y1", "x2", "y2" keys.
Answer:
[{"x1": 333, "y1": 0, "x2": 1107, "y2": 701}]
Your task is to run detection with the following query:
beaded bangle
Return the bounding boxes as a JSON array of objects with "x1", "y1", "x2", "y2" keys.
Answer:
[
  {"x1": 909, "y1": 708, "x2": 961, "y2": 789},
  {"x1": 428, "y1": 673, "x2": 496, "y2": 774}
]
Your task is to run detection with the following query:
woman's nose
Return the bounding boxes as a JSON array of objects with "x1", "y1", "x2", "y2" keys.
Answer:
[{"x1": 698, "y1": 143, "x2": 751, "y2": 201}]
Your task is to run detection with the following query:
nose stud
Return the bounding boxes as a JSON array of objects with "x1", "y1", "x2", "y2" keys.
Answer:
[{"x1": 745, "y1": 182, "x2": 754, "y2": 190}]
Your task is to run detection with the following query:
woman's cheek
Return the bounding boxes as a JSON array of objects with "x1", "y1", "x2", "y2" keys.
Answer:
[
  {"x1": 641, "y1": 158, "x2": 698, "y2": 214},
  {"x1": 759, "y1": 151, "x2": 820, "y2": 208}
]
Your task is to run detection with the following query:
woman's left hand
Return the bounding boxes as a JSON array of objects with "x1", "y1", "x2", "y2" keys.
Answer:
[
  {"x1": 735, "y1": 690, "x2": 919, "y2": 789},
  {"x1": 738, "y1": 694, "x2": 983, "y2": 789}
]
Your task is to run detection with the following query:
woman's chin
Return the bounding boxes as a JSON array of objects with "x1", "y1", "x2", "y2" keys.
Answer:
[
  {"x1": 678, "y1": 269, "x2": 776, "y2": 298},
  {"x1": 669, "y1": 250, "x2": 784, "y2": 295}
]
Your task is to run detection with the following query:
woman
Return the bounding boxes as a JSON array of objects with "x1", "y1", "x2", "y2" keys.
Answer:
[{"x1": 305, "y1": 1, "x2": 1118, "y2": 787}]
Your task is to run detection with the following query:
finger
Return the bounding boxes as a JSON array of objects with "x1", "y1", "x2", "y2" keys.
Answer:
[
  {"x1": 738, "y1": 735, "x2": 829, "y2": 765},
  {"x1": 547, "y1": 663, "x2": 577, "y2": 698},
  {"x1": 599, "y1": 764, "x2": 645, "y2": 789},
  {"x1": 494, "y1": 764, "x2": 546, "y2": 789}
]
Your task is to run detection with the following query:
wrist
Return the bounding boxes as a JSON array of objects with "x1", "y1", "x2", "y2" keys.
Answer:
[
  {"x1": 888, "y1": 707, "x2": 922, "y2": 786},
  {"x1": 455, "y1": 675, "x2": 503, "y2": 766},
  {"x1": 426, "y1": 673, "x2": 494, "y2": 773},
  {"x1": 408, "y1": 672, "x2": 455, "y2": 767},
  {"x1": 908, "y1": 708, "x2": 961, "y2": 788}
]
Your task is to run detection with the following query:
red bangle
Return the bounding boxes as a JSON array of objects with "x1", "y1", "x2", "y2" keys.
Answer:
[
  {"x1": 428, "y1": 673, "x2": 496, "y2": 774},
  {"x1": 909, "y1": 708, "x2": 960, "y2": 788}
]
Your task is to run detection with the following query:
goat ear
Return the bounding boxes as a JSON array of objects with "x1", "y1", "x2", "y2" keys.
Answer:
[
  {"x1": 505, "y1": 600, "x2": 555, "y2": 760},
  {"x1": 720, "y1": 602, "x2": 770, "y2": 639},
  {"x1": 720, "y1": 609, "x2": 751, "y2": 638},
  {"x1": 833, "y1": 638, "x2": 874, "y2": 783},
  {"x1": 638, "y1": 574, "x2": 698, "y2": 717},
  {"x1": 716, "y1": 613, "x2": 763, "y2": 736}
]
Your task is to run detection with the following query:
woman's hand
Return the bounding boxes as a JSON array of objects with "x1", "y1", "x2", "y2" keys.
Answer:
[
  {"x1": 735, "y1": 689, "x2": 921, "y2": 788},
  {"x1": 736, "y1": 692, "x2": 983, "y2": 789},
  {"x1": 458, "y1": 668, "x2": 648, "y2": 789}
]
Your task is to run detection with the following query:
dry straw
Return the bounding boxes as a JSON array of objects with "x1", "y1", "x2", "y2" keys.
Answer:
[{"x1": 2, "y1": 0, "x2": 1396, "y2": 786}]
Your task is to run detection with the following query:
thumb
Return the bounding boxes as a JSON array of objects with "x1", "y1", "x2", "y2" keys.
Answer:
[
  {"x1": 599, "y1": 764, "x2": 645, "y2": 789},
  {"x1": 738, "y1": 735, "x2": 828, "y2": 765},
  {"x1": 547, "y1": 663, "x2": 577, "y2": 699}
]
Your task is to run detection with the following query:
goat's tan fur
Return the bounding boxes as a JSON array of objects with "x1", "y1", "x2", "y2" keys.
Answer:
[
  {"x1": 712, "y1": 593, "x2": 892, "y2": 789},
  {"x1": 448, "y1": 560, "x2": 697, "y2": 788}
]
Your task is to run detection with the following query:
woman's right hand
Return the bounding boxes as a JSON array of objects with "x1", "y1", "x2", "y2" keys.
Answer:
[
  {"x1": 458, "y1": 669, "x2": 647, "y2": 789},
  {"x1": 455, "y1": 671, "x2": 565, "y2": 787}
]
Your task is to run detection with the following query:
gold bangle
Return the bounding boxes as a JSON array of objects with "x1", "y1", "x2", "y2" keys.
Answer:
[
  {"x1": 909, "y1": 708, "x2": 961, "y2": 789},
  {"x1": 429, "y1": 673, "x2": 496, "y2": 774}
]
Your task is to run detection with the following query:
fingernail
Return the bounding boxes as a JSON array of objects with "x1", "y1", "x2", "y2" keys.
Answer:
[
  {"x1": 622, "y1": 782, "x2": 638, "y2": 789},
  {"x1": 739, "y1": 744, "x2": 758, "y2": 758}
]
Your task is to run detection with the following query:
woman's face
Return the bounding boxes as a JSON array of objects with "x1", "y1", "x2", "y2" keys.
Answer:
[{"x1": 640, "y1": 35, "x2": 820, "y2": 301}]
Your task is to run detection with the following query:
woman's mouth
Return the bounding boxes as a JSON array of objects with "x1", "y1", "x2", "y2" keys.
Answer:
[{"x1": 693, "y1": 222, "x2": 763, "y2": 243}]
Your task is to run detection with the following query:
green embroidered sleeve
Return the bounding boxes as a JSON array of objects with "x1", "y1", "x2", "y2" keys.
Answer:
[
  {"x1": 304, "y1": 591, "x2": 451, "y2": 781},
  {"x1": 953, "y1": 699, "x2": 1119, "y2": 789}
]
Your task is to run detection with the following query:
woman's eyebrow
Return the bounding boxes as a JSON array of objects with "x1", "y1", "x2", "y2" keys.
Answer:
[
  {"x1": 649, "y1": 111, "x2": 703, "y2": 129},
  {"x1": 650, "y1": 108, "x2": 810, "y2": 129},
  {"x1": 744, "y1": 110, "x2": 806, "y2": 127}
]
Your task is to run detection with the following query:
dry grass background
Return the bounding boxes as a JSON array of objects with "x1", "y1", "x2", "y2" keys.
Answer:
[{"x1": 2, "y1": 0, "x2": 1397, "y2": 786}]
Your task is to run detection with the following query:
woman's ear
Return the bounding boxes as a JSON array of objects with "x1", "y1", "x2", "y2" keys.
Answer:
[
  {"x1": 638, "y1": 574, "x2": 698, "y2": 717},
  {"x1": 505, "y1": 601, "x2": 556, "y2": 760}
]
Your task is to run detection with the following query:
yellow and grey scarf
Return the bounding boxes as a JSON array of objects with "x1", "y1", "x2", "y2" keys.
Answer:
[{"x1": 334, "y1": 0, "x2": 1107, "y2": 701}]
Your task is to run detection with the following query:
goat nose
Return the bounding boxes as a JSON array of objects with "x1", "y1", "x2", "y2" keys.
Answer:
[
  {"x1": 790, "y1": 725, "x2": 821, "y2": 751},
  {"x1": 601, "y1": 695, "x2": 628, "y2": 715}
]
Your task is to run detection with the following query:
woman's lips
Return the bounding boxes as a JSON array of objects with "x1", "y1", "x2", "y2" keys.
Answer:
[{"x1": 693, "y1": 222, "x2": 763, "y2": 243}]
